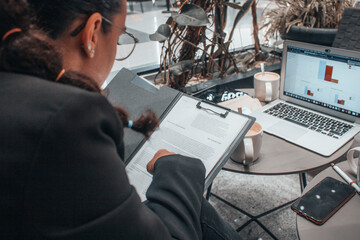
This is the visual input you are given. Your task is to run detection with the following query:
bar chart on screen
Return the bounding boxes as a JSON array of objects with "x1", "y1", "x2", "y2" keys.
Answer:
[
  {"x1": 318, "y1": 60, "x2": 339, "y2": 84},
  {"x1": 304, "y1": 86, "x2": 314, "y2": 97},
  {"x1": 283, "y1": 45, "x2": 360, "y2": 117},
  {"x1": 332, "y1": 92, "x2": 356, "y2": 107}
]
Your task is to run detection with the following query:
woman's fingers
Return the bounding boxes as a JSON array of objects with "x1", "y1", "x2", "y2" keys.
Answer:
[{"x1": 146, "y1": 149, "x2": 175, "y2": 174}]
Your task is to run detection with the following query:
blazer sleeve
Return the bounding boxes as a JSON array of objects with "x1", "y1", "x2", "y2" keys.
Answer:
[
  {"x1": 24, "y1": 92, "x2": 172, "y2": 240},
  {"x1": 145, "y1": 155, "x2": 206, "y2": 240}
]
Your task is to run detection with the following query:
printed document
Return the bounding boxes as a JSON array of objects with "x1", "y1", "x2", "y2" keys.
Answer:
[{"x1": 126, "y1": 95, "x2": 249, "y2": 201}]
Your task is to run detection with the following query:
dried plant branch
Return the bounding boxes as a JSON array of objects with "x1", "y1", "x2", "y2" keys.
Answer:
[
  {"x1": 154, "y1": 0, "x2": 272, "y2": 90},
  {"x1": 261, "y1": 0, "x2": 355, "y2": 41}
]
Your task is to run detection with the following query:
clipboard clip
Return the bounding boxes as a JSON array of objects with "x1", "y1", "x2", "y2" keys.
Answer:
[{"x1": 196, "y1": 100, "x2": 229, "y2": 118}]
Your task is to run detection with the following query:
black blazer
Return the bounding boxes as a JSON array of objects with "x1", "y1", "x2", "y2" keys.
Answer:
[{"x1": 0, "y1": 72, "x2": 206, "y2": 240}]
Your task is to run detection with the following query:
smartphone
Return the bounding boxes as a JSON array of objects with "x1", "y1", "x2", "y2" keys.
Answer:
[{"x1": 291, "y1": 177, "x2": 355, "y2": 225}]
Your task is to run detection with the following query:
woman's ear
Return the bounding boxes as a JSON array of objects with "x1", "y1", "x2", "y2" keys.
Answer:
[{"x1": 81, "y1": 12, "x2": 102, "y2": 58}]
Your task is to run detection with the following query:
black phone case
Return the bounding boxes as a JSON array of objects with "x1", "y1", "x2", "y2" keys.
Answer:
[{"x1": 291, "y1": 177, "x2": 355, "y2": 225}]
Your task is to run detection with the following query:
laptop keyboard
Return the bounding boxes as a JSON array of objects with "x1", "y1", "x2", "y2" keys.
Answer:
[{"x1": 264, "y1": 103, "x2": 353, "y2": 139}]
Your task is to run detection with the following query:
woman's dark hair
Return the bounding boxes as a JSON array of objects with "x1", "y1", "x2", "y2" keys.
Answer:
[
  {"x1": 27, "y1": 0, "x2": 121, "y2": 39},
  {"x1": 0, "y1": 0, "x2": 159, "y2": 137}
]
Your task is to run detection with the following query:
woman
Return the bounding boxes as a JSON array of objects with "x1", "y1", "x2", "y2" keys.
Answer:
[{"x1": 0, "y1": 0, "x2": 241, "y2": 239}]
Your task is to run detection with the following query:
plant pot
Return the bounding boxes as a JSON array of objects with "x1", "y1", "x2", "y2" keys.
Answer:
[
  {"x1": 282, "y1": 26, "x2": 337, "y2": 47},
  {"x1": 140, "y1": 45, "x2": 282, "y2": 95},
  {"x1": 140, "y1": 61, "x2": 281, "y2": 95},
  {"x1": 183, "y1": 62, "x2": 281, "y2": 94}
]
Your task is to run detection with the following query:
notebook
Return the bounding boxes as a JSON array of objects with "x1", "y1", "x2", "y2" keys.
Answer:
[{"x1": 251, "y1": 40, "x2": 360, "y2": 156}]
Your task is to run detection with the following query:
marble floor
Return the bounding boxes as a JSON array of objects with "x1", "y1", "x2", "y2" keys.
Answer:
[
  {"x1": 106, "y1": 1, "x2": 324, "y2": 239},
  {"x1": 209, "y1": 171, "x2": 301, "y2": 240}
]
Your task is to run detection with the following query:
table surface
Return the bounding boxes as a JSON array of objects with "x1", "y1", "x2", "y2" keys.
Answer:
[
  {"x1": 223, "y1": 133, "x2": 353, "y2": 175},
  {"x1": 223, "y1": 89, "x2": 353, "y2": 175},
  {"x1": 296, "y1": 161, "x2": 360, "y2": 240}
]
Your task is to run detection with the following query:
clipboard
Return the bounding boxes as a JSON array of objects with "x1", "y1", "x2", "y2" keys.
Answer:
[
  {"x1": 125, "y1": 93, "x2": 255, "y2": 201},
  {"x1": 106, "y1": 68, "x2": 254, "y2": 201},
  {"x1": 105, "y1": 68, "x2": 180, "y2": 161}
]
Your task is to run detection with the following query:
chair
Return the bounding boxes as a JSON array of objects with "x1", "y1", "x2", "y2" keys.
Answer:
[{"x1": 332, "y1": 8, "x2": 360, "y2": 51}]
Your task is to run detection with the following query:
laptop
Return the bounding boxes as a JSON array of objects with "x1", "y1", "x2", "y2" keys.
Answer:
[{"x1": 251, "y1": 40, "x2": 360, "y2": 156}]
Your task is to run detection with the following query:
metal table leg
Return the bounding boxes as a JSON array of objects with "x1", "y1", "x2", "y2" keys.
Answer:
[
  {"x1": 211, "y1": 193, "x2": 297, "y2": 240},
  {"x1": 299, "y1": 172, "x2": 307, "y2": 192},
  {"x1": 206, "y1": 183, "x2": 213, "y2": 200}
]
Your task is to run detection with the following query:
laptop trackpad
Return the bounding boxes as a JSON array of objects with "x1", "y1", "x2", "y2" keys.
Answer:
[{"x1": 268, "y1": 122, "x2": 307, "y2": 141}]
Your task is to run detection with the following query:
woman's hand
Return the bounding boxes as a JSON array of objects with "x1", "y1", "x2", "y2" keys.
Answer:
[{"x1": 147, "y1": 149, "x2": 175, "y2": 174}]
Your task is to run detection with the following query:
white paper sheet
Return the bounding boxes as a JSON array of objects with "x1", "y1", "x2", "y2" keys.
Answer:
[{"x1": 126, "y1": 95, "x2": 249, "y2": 201}]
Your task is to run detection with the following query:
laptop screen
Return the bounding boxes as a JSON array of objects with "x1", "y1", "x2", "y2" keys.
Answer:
[{"x1": 283, "y1": 46, "x2": 360, "y2": 118}]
